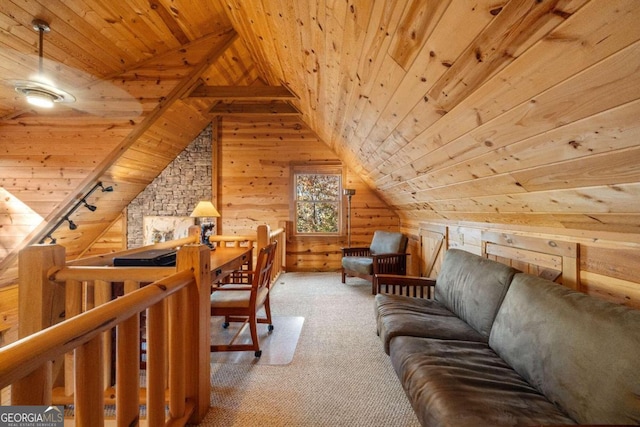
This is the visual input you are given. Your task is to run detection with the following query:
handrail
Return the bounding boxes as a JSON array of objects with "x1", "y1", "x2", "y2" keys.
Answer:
[
  {"x1": 6, "y1": 242, "x2": 212, "y2": 426},
  {"x1": 0, "y1": 270, "x2": 193, "y2": 389},
  {"x1": 208, "y1": 235, "x2": 254, "y2": 247},
  {"x1": 48, "y1": 265, "x2": 173, "y2": 283},
  {"x1": 258, "y1": 223, "x2": 287, "y2": 283},
  {"x1": 2, "y1": 225, "x2": 287, "y2": 425}
]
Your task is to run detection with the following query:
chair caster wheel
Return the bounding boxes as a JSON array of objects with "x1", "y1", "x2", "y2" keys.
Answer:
[
  {"x1": 255, "y1": 350, "x2": 262, "y2": 357},
  {"x1": 222, "y1": 322, "x2": 229, "y2": 329},
  {"x1": 268, "y1": 324, "x2": 274, "y2": 332}
]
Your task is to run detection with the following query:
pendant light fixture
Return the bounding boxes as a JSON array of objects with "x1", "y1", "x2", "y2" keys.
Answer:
[{"x1": 13, "y1": 19, "x2": 75, "y2": 108}]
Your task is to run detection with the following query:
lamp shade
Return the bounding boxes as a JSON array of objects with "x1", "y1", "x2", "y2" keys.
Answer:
[{"x1": 190, "y1": 201, "x2": 220, "y2": 218}]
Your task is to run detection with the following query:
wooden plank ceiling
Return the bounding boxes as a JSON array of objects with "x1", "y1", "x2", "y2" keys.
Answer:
[{"x1": 2, "y1": 0, "x2": 640, "y2": 283}]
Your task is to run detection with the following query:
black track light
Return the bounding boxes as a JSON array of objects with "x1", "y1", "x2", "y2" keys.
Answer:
[
  {"x1": 82, "y1": 199, "x2": 97, "y2": 211},
  {"x1": 40, "y1": 181, "x2": 114, "y2": 244},
  {"x1": 98, "y1": 182, "x2": 113, "y2": 192}
]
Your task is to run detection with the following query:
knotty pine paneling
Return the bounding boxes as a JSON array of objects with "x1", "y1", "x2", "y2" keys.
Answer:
[
  {"x1": 2, "y1": 0, "x2": 640, "y2": 297},
  {"x1": 580, "y1": 245, "x2": 640, "y2": 308},
  {"x1": 405, "y1": 219, "x2": 640, "y2": 309},
  {"x1": 384, "y1": 39, "x2": 640, "y2": 188},
  {"x1": 218, "y1": 116, "x2": 400, "y2": 272},
  {"x1": 0, "y1": 26, "x2": 238, "y2": 281},
  {"x1": 580, "y1": 246, "x2": 640, "y2": 283},
  {"x1": 580, "y1": 272, "x2": 640, "y2": 309},
  {"x1": 200, "y1": 38, "x2": 261, "y2": 85},
  {"x1": 367, "y1": 1, "x2": 639, "y2": 177},
  {"x1": 79, "y1": 214, "x2": 126, "y2": 259},
  {"x1": 224, "y1": 0, "x2": 640, "y2": 237},
  {"x1": 353, "y1": 1, "x2": 495, "y2": 168}
]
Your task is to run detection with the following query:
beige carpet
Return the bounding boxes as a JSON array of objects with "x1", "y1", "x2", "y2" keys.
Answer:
[{"x1": 197, "y1": 272, "x2": 421, "y2": 427}]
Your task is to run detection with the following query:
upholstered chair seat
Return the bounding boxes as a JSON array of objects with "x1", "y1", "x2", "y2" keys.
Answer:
[{"x1": 342, "y1": 230, "x2": 408, "y2": 294}]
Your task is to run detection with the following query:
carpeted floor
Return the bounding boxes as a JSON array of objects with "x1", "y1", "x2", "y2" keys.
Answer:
[{"x1": 197, "y1": 272, "x2": 421, "y2": 427}]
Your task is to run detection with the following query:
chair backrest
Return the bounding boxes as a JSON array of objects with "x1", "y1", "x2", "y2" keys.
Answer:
[
  {"x1": 370, "y1": 231, "x2": 407, "y2": 255},
  {"x1": 253, "y1": 241, "x2": 277, "y2": 293}
]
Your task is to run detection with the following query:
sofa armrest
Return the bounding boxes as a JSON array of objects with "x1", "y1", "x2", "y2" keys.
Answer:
[
  {"x1": 342, "y1": 247, "x2": 371, "y2": 257},
  {"x1": 372, "y1": 253, "x2": 408, "y2": 275},
  {"x1": 375, "y1": 273, "x2": 435, "y2": 298}
]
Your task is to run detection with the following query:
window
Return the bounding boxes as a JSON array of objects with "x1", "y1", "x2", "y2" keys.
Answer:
[{"x1": 293, "y1": 165, "x2": 342, "y2": 235}]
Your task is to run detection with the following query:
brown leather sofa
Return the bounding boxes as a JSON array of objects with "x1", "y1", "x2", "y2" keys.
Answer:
[{"x1": 375, "y1": 249, "x2": 640, "y2": 426}]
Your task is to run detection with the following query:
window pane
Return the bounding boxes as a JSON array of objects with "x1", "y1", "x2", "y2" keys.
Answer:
[
  {"x1": 296, "y1": 201, "x2": 339, "y2": 233},
  {"x1": 296, "y1": 174, "x2": 340, "y2": 201},
  {"x1": 294, "y1": 171, "x2": 341, "y2": 234}
]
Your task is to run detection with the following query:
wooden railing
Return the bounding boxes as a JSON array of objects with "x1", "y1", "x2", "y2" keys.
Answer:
[
  {"x1": 1, "y1": 242, "x2": 211, "y2": 426},
  {"x1": 0, "y1": 224, "x2": 287, "y2": 425},
  {"x1": 257, "y1": 223, "x2": 286, "y2": 283},
  {"x1": 208, "y1": 223, "x2": 287, "y2": 283}
]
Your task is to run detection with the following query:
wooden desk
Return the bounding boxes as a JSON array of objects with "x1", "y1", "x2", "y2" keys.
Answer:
[{"x1": 210, "y1": 246, "x2": 252, "y2": 283}]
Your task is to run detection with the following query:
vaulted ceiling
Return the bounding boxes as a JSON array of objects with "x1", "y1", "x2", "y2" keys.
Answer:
[{"x1": 2, "y1": 0, "x2": 640, "y2": 284}]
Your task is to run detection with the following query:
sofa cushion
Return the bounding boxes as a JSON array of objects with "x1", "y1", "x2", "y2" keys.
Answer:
[
  {"x1": 390, "y1": 336, "x2": 576, "y2": 427},
  {"x1": 435, "y1": 249, "x2": 518, "y2": 338},
  {"x1": 369, "y1": 230, "x2": 406, "y2": 255},
  {"x1": 341, "y1": 256, "x2": 373, "y2": 275},
  {"x1": 489, "y1": 273, "x2": 640, "y2": 425},
  {"x1": 375, "y1": 294, "x2": 485, "y2": 354},
  {"x1": 375, "y1": 293, "x2": 452, "y2": 326}
]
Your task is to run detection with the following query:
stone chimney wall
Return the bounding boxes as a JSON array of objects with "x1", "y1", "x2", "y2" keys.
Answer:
[{"x1": 126, "y1": 125, "x2": 212, "y2": 248}]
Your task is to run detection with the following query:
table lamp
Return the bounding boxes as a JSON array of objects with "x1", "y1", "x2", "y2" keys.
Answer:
[{"x1": 190, "y1": 201, "x2": 220, "y2": 247}]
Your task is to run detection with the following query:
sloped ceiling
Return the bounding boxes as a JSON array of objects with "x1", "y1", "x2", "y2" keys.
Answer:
[
  {"x1": 0, "y1": 0, "x2": 258, "y2": 281},
  {"x1": 2, "y1": 0, "x2": 640, "y2": 284},
  {"x1": 223, "y1": 0, "x2": 640, "y2": 232}
]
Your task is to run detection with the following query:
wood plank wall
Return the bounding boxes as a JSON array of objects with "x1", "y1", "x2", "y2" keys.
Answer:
[
  {"x1": 79, "y1": 215, "x2": 126, "y2": 258},
  {"x1": 216, "y1": 116, "x2": 400, "y2": 271},
  {"x1": 402, "y1": 220, "x2": 640, "y2": 310}
]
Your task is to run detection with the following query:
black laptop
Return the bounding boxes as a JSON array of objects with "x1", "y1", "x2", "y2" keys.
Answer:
[{"x1": 113, "y1": 249, "x2": 177, "y2": 267}]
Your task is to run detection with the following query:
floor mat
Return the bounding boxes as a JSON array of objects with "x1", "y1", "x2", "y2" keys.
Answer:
[{"x1": 209, "y1": 315, "x2": 304, "y2": 365}]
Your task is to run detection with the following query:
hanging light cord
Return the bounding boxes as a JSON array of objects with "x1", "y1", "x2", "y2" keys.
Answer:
[
  {"x1": 31, "y1": 19, "x2": 50, "y2": 76},
  {"x1": 37, "y1": 25, "x2": 44, "y2": 74}
]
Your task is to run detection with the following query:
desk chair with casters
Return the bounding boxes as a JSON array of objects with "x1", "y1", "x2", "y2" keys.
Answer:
[{"x1": 210, "y1": 241, "x2": 277, "y2": 357}]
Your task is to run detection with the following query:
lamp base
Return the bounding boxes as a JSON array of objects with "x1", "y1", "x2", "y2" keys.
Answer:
[
  {"x1": 200, "y1": 222, "x2": 215, "y2": 248},
  {"x1": 188, "y1": 224, "x2": 215, "y2": 249}
]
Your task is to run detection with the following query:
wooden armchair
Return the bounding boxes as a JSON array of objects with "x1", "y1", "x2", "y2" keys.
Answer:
[
  {"x1": 341, "y1": 230, "x2": 408, "y2": 294},
  {"x1": 210, "y1": 241, "x2": 277, "y2": 357}
]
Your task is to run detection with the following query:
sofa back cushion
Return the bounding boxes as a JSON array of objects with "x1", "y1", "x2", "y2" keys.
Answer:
[
  {"x1": 490, "y1": 273, "x2": 640, "y2": 424},
  {"x1": 435, "y1": 249, "x2": 518, "y2": 339},
  {"x1": 369, "y1": 231, "x2": 407, "y2": 255}
]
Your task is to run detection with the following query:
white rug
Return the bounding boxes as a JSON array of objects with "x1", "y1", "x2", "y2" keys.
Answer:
[{"x1": 209, "y1": 315, "x2": 304, "y2": 365}]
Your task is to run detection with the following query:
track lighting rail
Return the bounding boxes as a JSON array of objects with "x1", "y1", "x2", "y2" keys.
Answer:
[{"x1": 39, "y1": 181, "x2": 113, "y2": 244}]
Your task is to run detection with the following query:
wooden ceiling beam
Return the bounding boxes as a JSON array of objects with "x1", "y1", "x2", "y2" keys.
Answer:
[
  {"x1": 189, "y1": 84, "x2": 297, "y2": 100},
  {"x1": 209, "y1": 102, "x2": 300, "y2": 116},
  {"x1": 0, "y1": 30, "x2": 240, "y2": 272}
]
